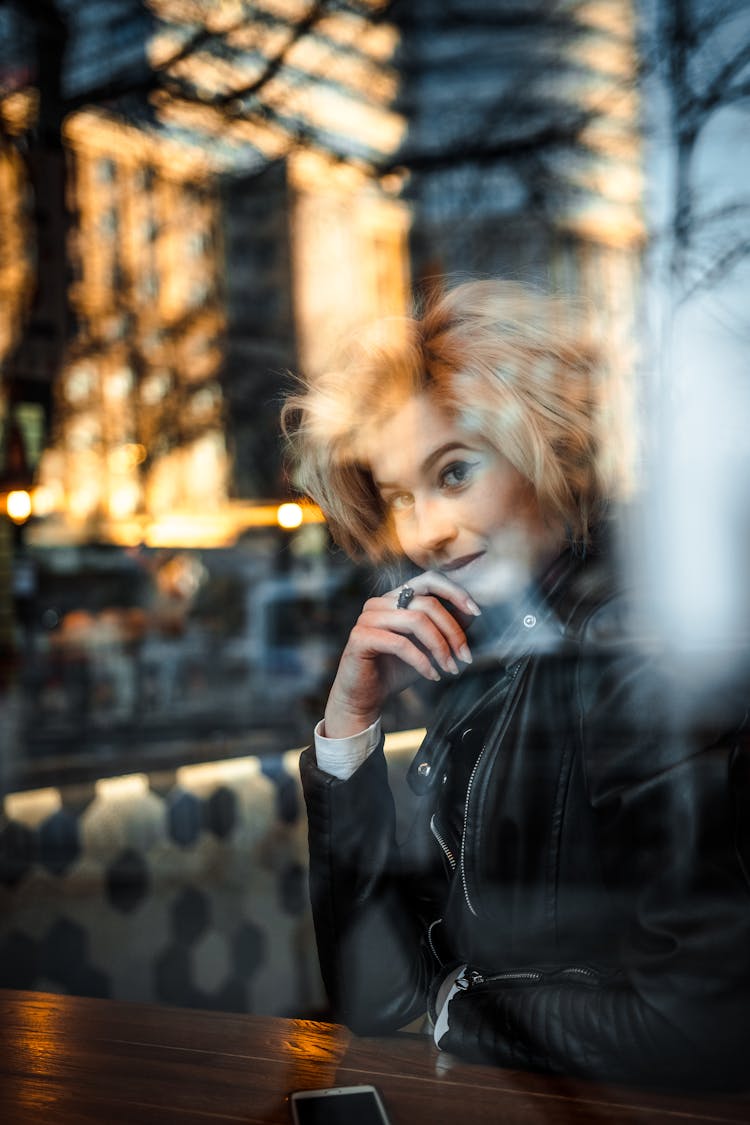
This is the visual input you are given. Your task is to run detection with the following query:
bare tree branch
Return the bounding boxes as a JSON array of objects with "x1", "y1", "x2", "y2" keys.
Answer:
[
  {"x1": 693, "y1": 38, "x2": 750, "y2": 119},
  {"x1": 679, "y1": 237, "x2": 750, "y2": 303},
  {"x1": 207, "y1": 1, "x2": 330, "y2": 108}
]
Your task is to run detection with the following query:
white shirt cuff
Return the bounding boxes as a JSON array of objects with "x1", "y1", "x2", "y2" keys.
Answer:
[
  {"x1": 313, "y1": 717, "x2": 382, "y2": 780},
  {"x1": 433, "y1": 964, "x2": 467, "y2": 1048}
]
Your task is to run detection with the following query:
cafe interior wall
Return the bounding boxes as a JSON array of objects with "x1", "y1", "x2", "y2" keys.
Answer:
[{"x1": 0, "y1": 0, "x2": 646, "y2": 1017}]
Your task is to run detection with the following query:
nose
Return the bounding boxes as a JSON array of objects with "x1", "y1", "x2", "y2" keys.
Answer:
[{"x1": 410, "y1": 496, "x2": 458, "y2": 559}]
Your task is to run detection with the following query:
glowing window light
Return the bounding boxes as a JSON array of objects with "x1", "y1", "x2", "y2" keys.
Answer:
[
  {"x1": 109, "y1": 443, "x2": 147, "y2": 472},
  {"x1": 69, "y1": 484, "x2": 100, "y2": 520},
  {"x1": 109, "y1": 483, "x2": 141, "y2": 519},
  {"x1": 31, "y1": 484, "x2": 60, "y2": 517},
  {"x1": 277, "y1": 502, "x2": 303, "y2": 529},
  {"x1": 6, "y1": 490, "x2": 32, "y2": 523}
]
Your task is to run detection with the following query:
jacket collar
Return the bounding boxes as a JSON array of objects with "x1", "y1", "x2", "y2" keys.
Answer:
[{"x1": 467, "y1": 547, "x2": 586, "y2": 670}]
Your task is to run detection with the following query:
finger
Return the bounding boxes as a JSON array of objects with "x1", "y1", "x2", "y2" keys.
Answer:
[
  {"x1": 360, "y1": 603, "x2": 471, "y2": 673},
  {"x1": 392, "y1": 572, "x2": 482, "y2": 618},
  {"x1": 367, "y1": 586, "x2": 475, "y2": 650},
  {"x1": 355, "y1": 625, "x2": 444, "y2": 683}
]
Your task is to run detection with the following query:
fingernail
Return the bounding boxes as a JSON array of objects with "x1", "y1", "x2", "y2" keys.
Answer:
[
  {"x1": 459, "y1": 645, "x2": 472, "y2": 664},
  {"x1": 446, "y1": 657, "x2": 460, "y2": 675},
  {"x1": 430, "y1": 668, "x2": 442, "y2": 681},
  {"x1": 467, "y1": 599, "x2": 481, "y2": 616}
]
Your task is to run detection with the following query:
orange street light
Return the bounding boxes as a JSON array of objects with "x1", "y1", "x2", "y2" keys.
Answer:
[
  {"x1": 276, "y1": 502, "x2": 304, "y2": 530},
  {"x1": 6, "y1": 489, "x2": 32, "y2": 524}
]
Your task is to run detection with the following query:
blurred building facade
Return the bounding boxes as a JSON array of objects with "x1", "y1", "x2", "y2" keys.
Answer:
[
  {"x1": 40, "y1": 110, "x2": 228, "y2": 547},
  {"x1": 0, "y1": 0, "x2": 644, "y2": 773},
  {"x1": 2, "y1": 0, "x2": 644, "y2": 552}
]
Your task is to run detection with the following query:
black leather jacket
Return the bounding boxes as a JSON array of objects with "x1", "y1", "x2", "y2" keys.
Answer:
[{"x1": 300, "y1": 547, "x2": 750, "y2": 1088}]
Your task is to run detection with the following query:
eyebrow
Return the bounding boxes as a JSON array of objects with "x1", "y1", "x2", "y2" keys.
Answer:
[{"x1": 374, "y1": 441, "x2": 479, "y2": 491}]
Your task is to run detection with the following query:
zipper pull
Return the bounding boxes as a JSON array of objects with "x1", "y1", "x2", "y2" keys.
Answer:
[{"x1": 457, "y1": 969, "x2": 485, "y2": 990}]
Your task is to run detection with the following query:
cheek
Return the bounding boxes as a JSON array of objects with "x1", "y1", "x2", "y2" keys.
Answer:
[
  {"x1": 385, "y1": 512, "x2": 418, "y2": 563},
  {"x1": 469, "y1": 481, "x2": 517, "y2": 531},
  {"x1": 474, "y1": 478, "x2": 540, "y2": 538},
  {"x1": 395, "y1": 528, "x2": 422, "y2": 565}
]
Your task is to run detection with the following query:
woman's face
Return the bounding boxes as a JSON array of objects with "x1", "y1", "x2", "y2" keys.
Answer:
[{"x1": 368, "y1": 394, "x2": 563, "y2": 606}]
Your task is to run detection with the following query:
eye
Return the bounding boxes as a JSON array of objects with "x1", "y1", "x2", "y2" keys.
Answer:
[
  {"x1": 384, "y1": 491, "x2": 414, "y2": 512},
  {"x1": 439, "y1": 459, "x2": 479, "y2": 489}
]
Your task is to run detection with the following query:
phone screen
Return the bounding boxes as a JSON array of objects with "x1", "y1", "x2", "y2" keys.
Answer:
[{"x1": 290, "y1": 1087, "x2": 389, "y2": 1125}]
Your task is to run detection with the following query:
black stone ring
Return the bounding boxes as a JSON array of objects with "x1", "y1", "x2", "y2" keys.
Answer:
[{"x1": 396, "y1": 585, "x2": 416, "y2": 609}]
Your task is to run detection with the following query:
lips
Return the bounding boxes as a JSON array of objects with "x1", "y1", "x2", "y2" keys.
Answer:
[{"x1": 441, "y1": 551, "x2": 485, "y2": 574}]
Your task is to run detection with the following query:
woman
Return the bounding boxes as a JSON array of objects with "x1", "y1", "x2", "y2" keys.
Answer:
[{"x1": 281, "y1": 280, "x2": 750, "y2": 1087}]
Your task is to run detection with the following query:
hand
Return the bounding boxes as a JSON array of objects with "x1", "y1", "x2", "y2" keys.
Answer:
[{"x1": 323, "y1": 572, "x2": 481, "y2": 739}]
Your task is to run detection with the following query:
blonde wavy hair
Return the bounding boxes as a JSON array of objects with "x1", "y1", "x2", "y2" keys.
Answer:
[{"x1": 281, "y1": 279, "x2": 610, "y2": 563}]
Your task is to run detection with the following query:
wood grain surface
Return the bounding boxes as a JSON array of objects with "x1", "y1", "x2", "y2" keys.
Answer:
[{"x1": 3, "y1": 989, "x2": 749, "y2": 1124}]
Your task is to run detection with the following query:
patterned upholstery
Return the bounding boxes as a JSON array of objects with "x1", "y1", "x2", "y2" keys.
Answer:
[{"x1": 0, "y1": 731, "x2": 423, "y2": 1016}]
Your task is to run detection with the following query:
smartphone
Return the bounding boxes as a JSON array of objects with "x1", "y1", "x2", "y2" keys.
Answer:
[{"x1": 289, "y1": 1085, "x2": 391, "y2": 1125}]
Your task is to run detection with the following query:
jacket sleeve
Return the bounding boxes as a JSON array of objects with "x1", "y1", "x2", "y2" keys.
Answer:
[
  {"x1": 437, "y1": 609, "x2": 750, "y2": 1089},
  {"x1": 300, "y1": 739, "x2": 442, "y2": 1034}
]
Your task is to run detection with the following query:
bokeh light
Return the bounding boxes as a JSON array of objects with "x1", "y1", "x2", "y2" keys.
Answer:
[
  {"x1": 6, "y1": 489, "x2": 32, "y2": 523},
  {"x1": 276, "y1": 502, "x2": 304, "y2": 530}
]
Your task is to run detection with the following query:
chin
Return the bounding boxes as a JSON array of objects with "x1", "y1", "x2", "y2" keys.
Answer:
[{"x1": 463, "y1": 556, "x2": 533, "y2": 607}]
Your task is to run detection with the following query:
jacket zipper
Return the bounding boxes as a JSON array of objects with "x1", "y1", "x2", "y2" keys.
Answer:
[
  {"x1": 458, "y1": 968, "x2": 543, "y2": 988},
  {"x1": 557, "y1": 966, "x2": 600, "y2": 980},
  {"x1": 458, "y1": 965, "x2": 602, "y2": 989},
  {"x1": 430, "y1": 814, "x2": 457, "y2": 871},
  {"x1": 426, "y1": 918, "x2": 443, "y2": 963},
  {"x1": 459, "y1": 660, "x2": 524, "y2": 917}
]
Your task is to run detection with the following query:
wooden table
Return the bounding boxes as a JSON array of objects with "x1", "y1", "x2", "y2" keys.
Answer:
[{"x1": 3, "y1": 989, "x2": 749, "y2": 1124}]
